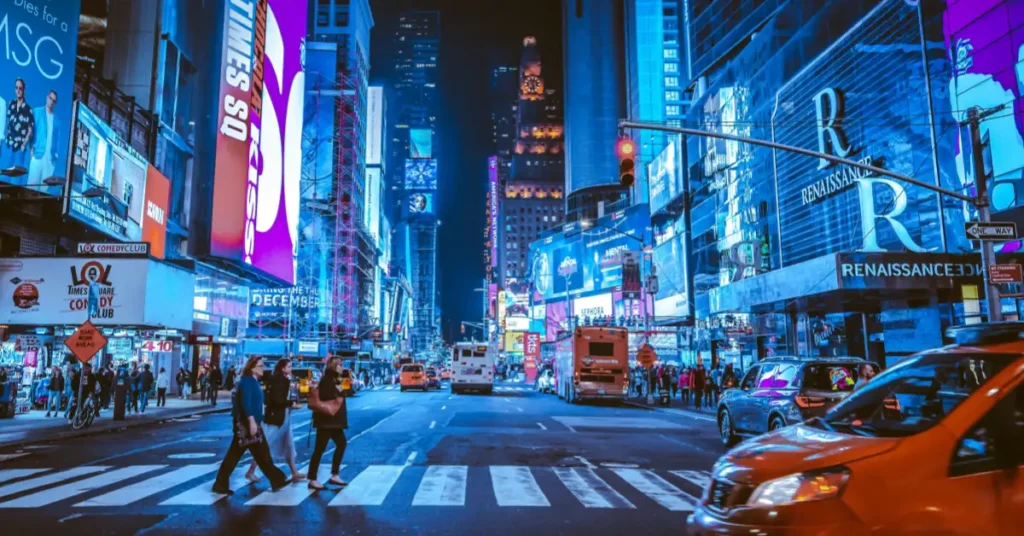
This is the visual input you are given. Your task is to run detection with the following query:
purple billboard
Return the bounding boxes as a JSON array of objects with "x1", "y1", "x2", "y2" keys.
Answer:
[
  {"x1": 489, "y1": 156, "x2": 499, "y2": 271},
  {"x1": 209, "y1": 0, "x2": 306, "y2": 284}
]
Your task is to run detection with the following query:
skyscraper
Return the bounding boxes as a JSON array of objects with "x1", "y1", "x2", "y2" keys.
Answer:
[
  {"x1": 491, "y1": 65, "x2": 519, "y2": 184},
  {"x1": 562, "y1": 0, "x2": 630, "y2": 222},
  {"x1": 499, "y1": 37, "x2": 565, "y2": 285},
  {"x1": 389, "y1": 9, "x2": 441, "y2": 351}
]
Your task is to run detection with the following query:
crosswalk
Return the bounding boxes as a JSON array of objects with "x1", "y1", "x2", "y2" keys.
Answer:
[
  {"x1": 0, "y1": 463, "x2": 709, "y2": 511},
  {"x1": 366, "y1": 385, "x2": 532, "y2": 393}
]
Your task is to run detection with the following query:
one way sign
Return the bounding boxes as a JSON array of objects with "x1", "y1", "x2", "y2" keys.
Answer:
[{"x1": 965, "y1": 221, "x2": 1017, "y2": 241}]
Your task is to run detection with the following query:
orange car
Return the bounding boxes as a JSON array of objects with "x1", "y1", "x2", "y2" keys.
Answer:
[
  {"x1": 689, "y1": 322, "x2": 1024, "y2": 535},
  {"x1": 399, "y1": 363, "x2": 428, "y2": 392}
]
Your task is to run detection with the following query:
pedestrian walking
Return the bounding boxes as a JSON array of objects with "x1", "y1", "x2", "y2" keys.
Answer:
[
  {"x1": 705, "y1": 365, "x2": 717, "y2": 407},
  {"x1": 45, "y1": 366, "x2": 63, "y2": 417},
  {"x1": 710, "y1": 364, "x2": 724, "y2": 404},
  {"x1": 101, "y1": 364, "x2": 114, "y2": 409},
  {"x1": 129, "y1": 364, "x2": 141, "y2": 414},
  {"x1": 721, "y1": 364, "x2": 738, "y2": 391},
  {"x1": 211, "y1": 356, "x2": 288, "y2": 495},
  {"x1": 670, "y1": 367, "x2": 679, "y2": 400},
  {"x1": 175, "y1": 368, "x2": 186, "y2": 399},
  {"x1": 140, "y1": 364, "x2": 155, "y2": 413},
  {"x1": 307, "y1": 356, "x2": 349, "y2": 491},
  {"x1": 246, "y1": 359, "x2": 305, "y2": 484},
  {"x1": 156, "y1": 367, "x2": 170, "y2": 407},
  {"x1": 679, "y1": 367, "x2": 691, "y2": 406},
  {"x1": 691, "y1": 363, "x2": 707, "y2": 411},
  {"x1": 209, "y1": 366, "x2": 223, "y2": 406}
]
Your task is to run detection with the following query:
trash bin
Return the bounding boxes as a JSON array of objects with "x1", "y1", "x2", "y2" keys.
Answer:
[{"x1": 113, "y1": 376, "x2": 128, "y2": 421}]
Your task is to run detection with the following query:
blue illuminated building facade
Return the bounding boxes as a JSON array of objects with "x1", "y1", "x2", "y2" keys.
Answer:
[{"x1": 644, "y1": 0, "x2": 1024, "y2": 371}]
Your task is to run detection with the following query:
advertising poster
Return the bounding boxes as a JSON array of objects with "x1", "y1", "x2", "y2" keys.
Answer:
[
  {"x1": 582, "y1": 204, "x2": 650, "y2": 293},
  {"x1": 572, "y1": 292, "x2": 614, "y2": 321},
  {"x1": 410, "y1": 128, "x2": 432, "y2": 159},
  {"x1": 365, "y1": 86, "x2": 383, "y2": 166},
  {"x1": 406, "y1": 192, "x2": 435, "y2": 215},
  {"x1": 0, "y1": 0, "x2": 81, "y2": 195},
  {"x1": 504, "y1": 331, "x2": 525, "y2": 353},
  {"x1": 67, "y1": 103, "x2": 148, "y2": 241},
  {"x1": 488, "y1": 156, "x2": 499, "y2": 269},
  {"x1": 209, "y1": 0, "x2": 307, "y2": 284},
  {"x1": 364, "y1": 167, "x2": 382, "y2": 242},
  {"x1": 487, "y1": 283, "x2": 498, "y2": 319},
  {"x1": 647, "y1": 140, "x2": 682, "y2": 215},
  {"x1": 143, "y1": 165, "x2": 170, "y2": 259},
  {"x1": 652, "y1": 232, "x2": 690, "y2": 318},
  {"x1": 545, "y1": 301, "x2": 567, "y2": 342},
  {"x1": 404, "y1": 159, "x2": 438, "y2": 190},
  {"x1": 249, "y1": 286, "x2": 320, "y2": 321}
]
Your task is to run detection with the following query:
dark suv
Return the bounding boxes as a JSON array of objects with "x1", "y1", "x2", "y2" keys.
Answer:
[{"x1": 717, "y1": 356, "x2": 879, "y2": 446}]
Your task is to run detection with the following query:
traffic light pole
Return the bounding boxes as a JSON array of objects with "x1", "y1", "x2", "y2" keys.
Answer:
[{"x1": 620, "y1": 109, "x2": 1006, "y2": 322}]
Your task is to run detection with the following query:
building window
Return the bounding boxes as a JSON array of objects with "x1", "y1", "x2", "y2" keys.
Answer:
[
  {"x1": 663, "y1": 48, "x2": 677, "y2": 59},
  {"x1": 335, "y1": 11, "x2": 349, "y2": 26},
  {"x1": 665, "y1": 77, "x2": 679, "y2": 87},
  {"x1": 666, "y1": 105, "x2": 681, "y2": 116},
  {"x1": 665, "y1": 62, "x2": 678, "y2": 73},
  {"x1": 317, "y1": 11, "x2": 328, "y2": 25},
  {"x1": 665, "y1": 90, "x2": 680, "y2": 101}
]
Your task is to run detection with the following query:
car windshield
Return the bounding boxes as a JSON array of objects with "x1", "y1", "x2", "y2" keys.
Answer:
[
  {"x1": 802, "y1": 363, "x2": 878, "y2": 392},
  {"x1": 405, "y1": 365, "x2": 424, "y2": 373},
  {"x1": 815, "y1": 353, "x2": 1015, "y2": 438}
]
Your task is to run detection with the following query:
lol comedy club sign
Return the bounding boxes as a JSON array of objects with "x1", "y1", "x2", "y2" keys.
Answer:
[{"x1": 1, "y1": 258, "x2": 147, "y2": 325}]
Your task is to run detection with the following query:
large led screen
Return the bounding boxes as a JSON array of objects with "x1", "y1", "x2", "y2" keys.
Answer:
[
  {"x1": 209, "y1": 0, "x2": 307, "y2": 284},
  {"x1": 405, "y1": 192, "x2": 435, "y2": 216},
  {"x1": 67, "y1": 103, "x2": 148, "y2": 242},
  {"x1": 652, "y1": 233, "x2": 690, "y2": 318},
  {"x1": 366, "y1": 86, "x2": 383, "y2": 165},
  {"x1": 648, "y1": 140, "x2": 682, "y2": 215},
  {"x1": 0, "y1": 0, "x2": 81, "y2": 196},
  {"x1": 404, "y1": 159, "x2": 438, "y2": 190},
  {"x1": 410, "y1": 128, "x2": 432, "y2": 159}
]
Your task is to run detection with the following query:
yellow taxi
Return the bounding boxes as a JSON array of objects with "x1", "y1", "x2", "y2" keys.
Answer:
[
  {"x1": 689, "y1": 322, "x2": 1024, "y2": 535},
  {"x1": 290, "y1": 368, "x2": 321, "y2": 400},
  {"x1": 400, "y1": 363, "x2": 428, "y2": 392}
]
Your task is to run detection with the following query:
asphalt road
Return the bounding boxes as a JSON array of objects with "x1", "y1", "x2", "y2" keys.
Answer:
[{"x1": 0, "y1": 381, "x2": 725, "y2": 535}]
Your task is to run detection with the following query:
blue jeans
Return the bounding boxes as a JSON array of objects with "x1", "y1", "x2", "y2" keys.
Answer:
[
  {"x1": 140, "y1": 390, "x2": 151, "y2": 411},
  {"x1": 48, "y1": 390, "x2": 62, "y2": 413}
]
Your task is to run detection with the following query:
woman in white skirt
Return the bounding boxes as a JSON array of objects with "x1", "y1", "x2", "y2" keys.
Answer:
[{"x1": 246, "y1": 358, "x2": 305, "y2": 483}]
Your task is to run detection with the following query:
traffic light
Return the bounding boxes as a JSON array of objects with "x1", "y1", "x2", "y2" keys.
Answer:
[
  {"x1": 616, "y1": 137, "x2": 636, "y2": 187},
  {"x1": 460, "y1": 323, "x2": 466, "y2": 334}
]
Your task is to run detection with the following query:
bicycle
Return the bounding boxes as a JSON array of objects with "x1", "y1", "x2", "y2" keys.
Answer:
[{"x1": 66, "y1": 391, "x2": 98, "y2": 430}]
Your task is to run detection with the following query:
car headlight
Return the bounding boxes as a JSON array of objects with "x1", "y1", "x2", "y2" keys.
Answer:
[{"x1": 747, "y1": 466, "x2": 849, "y2": 508}]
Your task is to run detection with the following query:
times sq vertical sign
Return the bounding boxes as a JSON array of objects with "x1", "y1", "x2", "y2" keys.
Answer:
[
  {"x1": 210, "y1": 0, "x2": 307, "y2": 284},
  {"x1": 487, "y1": 156, "x2": 499, "y2": 280}
]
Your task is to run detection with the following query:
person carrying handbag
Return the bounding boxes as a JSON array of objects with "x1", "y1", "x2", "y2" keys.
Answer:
[
  {"x1": 307, "y1": 355, "x2": 349, "y2": 491},
  {"x1": 211, "y1": 356, "x2": 288, "y2": 495}
]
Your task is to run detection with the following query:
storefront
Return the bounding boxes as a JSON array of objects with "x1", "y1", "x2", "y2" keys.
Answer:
[{"x1": 191, "y1": 264, "x2": 250, "y2": 378}]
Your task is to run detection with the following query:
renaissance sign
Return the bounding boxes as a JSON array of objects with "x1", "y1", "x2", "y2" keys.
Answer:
[{"x1": 838, "y1": 252, "x2": 983, "y2": 290}]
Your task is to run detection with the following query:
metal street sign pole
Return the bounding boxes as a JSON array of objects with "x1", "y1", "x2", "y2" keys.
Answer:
[{"x1": 620, "y1": 108, "x2": 1009, "y2": 322}]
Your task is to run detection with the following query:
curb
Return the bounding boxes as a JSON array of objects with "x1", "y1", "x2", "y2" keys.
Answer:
[
  {"x1": 0, "y1": 405, "x2": 232, "y2": 450},
  {"x1": 623, "y1": 400, "x2": 717, "y2": 423}
]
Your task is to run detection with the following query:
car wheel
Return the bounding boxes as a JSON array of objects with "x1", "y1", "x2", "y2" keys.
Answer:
[
  {"x1": 719, "y1": 409, "x2": 739, "y2": 447},
  {"x1": 769, "y1": 415, "x2": 786, "y2": 432}
]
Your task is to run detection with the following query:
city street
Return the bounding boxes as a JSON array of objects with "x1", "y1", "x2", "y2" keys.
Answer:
[{"x1": 0, "y1": 382, "x2": 722, "y2": 535}]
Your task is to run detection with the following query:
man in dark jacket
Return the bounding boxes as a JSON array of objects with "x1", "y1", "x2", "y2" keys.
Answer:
[
  {"x1": 209, "y1": 366, "x2": 223, "y2": 406},
  {"x1": 140, "y1": 364, "x2": 155, "y2": 413},
  {"x1": 691, "y1": 364, "x2": 707, "y2": 411},
  {"x1": 129, "y1": 365, "x2": 141, "y2": 414}
]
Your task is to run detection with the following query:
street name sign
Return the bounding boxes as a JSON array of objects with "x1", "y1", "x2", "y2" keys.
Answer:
[
  {"x1": 964, "y1": 222, "x2": 1017, "y2": 241},
  {"x1": 64, "y1": 320, "x2": 108, "y2": 364}
]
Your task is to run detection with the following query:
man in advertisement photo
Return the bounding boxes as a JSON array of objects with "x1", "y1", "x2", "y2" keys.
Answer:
[
  {"x1": 27, "y1": 90, "x2": 61, "y2": 186},
  {"x1": 2, "y1": 78, "x2": 33, "y2": 175}
]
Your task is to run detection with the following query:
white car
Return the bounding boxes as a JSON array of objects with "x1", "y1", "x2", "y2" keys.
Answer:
[{"x1": 535, "y1": 370, "x2": 554, "y2": 393}]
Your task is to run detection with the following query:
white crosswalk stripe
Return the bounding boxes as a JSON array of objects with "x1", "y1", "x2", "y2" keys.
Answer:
[
  {"x1": 329, "y1": 465, "x2": 404, "y2": 506},
  {"x1": 491, "y1": 466, "x2": 549, "y2": 507},
  {"x1": 76, "y1": 464, "x2": 220, "y2": 507},
  {"x1": 412, "y1": 465, "x2": 467, "y2": 506},
  {"x1": 0, "y1": 464, "x2": 708, "y2": 511},
  {"x1": 0, "y1": 465, "x2": 164, "y2": 508},
  {"x1": 611, "y1": 469, "x2": 698, "y2": 511},
  {"x1": 554, "y1": 467, "x2": 634, "y2": 509},
  {"x1": 0, "y1": 466, "x2": 108, "y2": 501}
]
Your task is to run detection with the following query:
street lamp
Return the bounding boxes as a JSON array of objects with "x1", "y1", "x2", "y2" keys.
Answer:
[{"x1": 0, "y1": 166, "x2": 27, "y2": 178}]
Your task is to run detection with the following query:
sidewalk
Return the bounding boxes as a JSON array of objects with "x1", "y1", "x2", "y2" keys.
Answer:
[
  {"x1": 0, "y1": 392, "x2": 231, "y2": 449},
  {"x1": 624, "y1": 391, "x2": 719, "y2": 423}
]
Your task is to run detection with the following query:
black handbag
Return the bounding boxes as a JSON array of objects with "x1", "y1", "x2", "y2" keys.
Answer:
[{"x1": 232, "y1": 388, "x2": 265, "y2": 447}]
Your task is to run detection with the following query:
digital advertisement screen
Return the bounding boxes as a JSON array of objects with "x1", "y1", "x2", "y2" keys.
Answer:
[
  {"x1": 67, "y1": 103, "x2": 148, "y2": 242},
  {"x1": 647, "y1": 140, "x2": 682, "y2": 215},
  {"x1": 489, "y1": 156, "x2": 499, "y2": 269},
  {"x1": 405, "y1": 158, "x2": 438, "y2": 190},
  {"x1": 410, "y1": 128, "x2": 432, "y2": 159},
  {"x1": 365, "y1": 167, "x2": 382, "y2": 243},
  {"x1": 406, "y1": 192, "x2": 435, "y2": 215},
  {"x1": 366, "y1": 86, "x2": 383, "y2": 165},
  {"x1": 545, "y1": 301, "x2": 567, "y2": 342},
  {"x1": 652, "y1": 232, "x2": 690, "y2": 318},
  {"x1": 0, "y1": 0, "x2": 81, "y2": 196},
  {"x1": 143, "y1": 165, "x2": 171, "y2": 259},
  {"x1": 209, "y1": 0, "x2": 307, "y2": 284}
]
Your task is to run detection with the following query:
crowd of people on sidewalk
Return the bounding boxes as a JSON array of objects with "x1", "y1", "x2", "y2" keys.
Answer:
[{"x1": 629, "y1": 361, "x2": 743, "y2": 411}]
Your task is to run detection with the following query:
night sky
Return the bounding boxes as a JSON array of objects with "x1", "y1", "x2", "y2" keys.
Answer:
[{"x1": 370, "y1": 0, "x2": 563, "y2": 344}]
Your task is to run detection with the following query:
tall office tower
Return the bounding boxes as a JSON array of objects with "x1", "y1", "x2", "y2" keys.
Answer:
[
  {"x1": 498, "y1": 37, "x2": 565, "y2": 284},
  {"x1": 389, "y1": 9, "x2": 441, "y2": 352},
  {"x1": 491, "y1": 65, "x2": 520, "y2": 184},
  {"x1": 562, "y1": 0, "x2": 630, "y2": 222},
  {"x1": 624, "y1": 0, "x2": 689, "y2": 206},
  {"x1": 302, "y1": 0, "x2": 377, "y2": 342}
]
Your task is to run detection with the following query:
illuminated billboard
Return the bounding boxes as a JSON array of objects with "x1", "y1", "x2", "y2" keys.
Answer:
[
  {"x1": 364, "y1": 167, "x2": 382, "y2": 244},
  {"x1": 404, "y1": 159, "x2": 437, "y2": 190},
  {"x1": 405, "y1": 192, "x2": 435, "y2": 216},
  {"x1": 208, "y1": 0, "x2": 307, "y2": 284},
  {"x1": 143, "y1": 166, "x2": 171, "y2": 259},
  {"x1": 648, "y1": 140, "x2": 682, "y2": 215},
  {"x1": 366, "y1": 86, "x2": 384, "y2": 165},
  {"x1": 67, "y1": 103, "x2": 148, "y2": 242},
  {"x1": 0, "y1": 0, "x2": 81, "y2": 196},
  {"x1": 410, "y1": 128, "x2": 432, "y2": 159},
  {"x1": 488, "y1": 156, "x2": 499, "y2": 270}
]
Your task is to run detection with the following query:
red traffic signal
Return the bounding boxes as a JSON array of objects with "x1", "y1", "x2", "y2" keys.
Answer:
[{"x1": 616, "y1": 138, "x2": 636, "y2": 187}]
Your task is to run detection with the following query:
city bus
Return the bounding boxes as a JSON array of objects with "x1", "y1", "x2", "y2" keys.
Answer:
[
  {"x1": 450, "y1": 342, "x2": 496, "y2": 394},
  {"x1": 554, "y1": 326, "x2": 629, "y2": 403}
]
